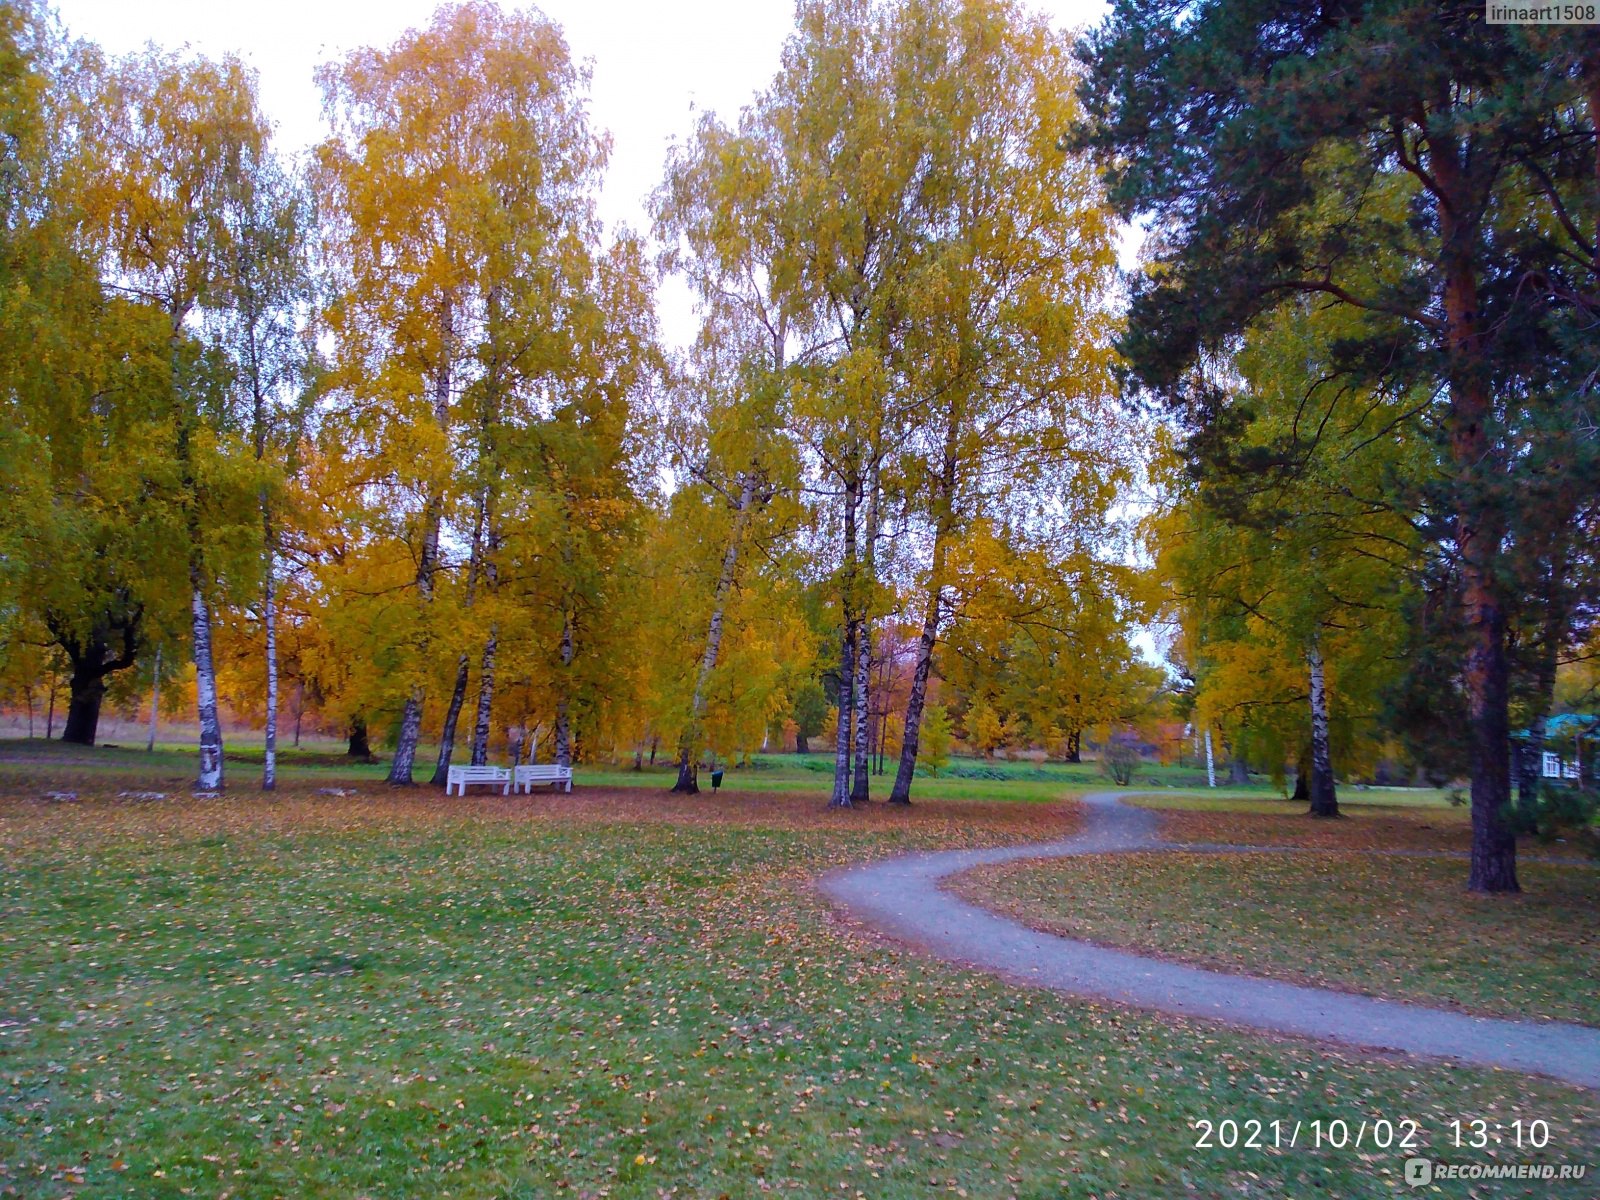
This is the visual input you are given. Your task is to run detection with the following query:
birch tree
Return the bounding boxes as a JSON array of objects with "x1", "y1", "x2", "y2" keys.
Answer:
[
  {"x1": 81, "y1": 48, "x2": 279, "y2": 790},
  {"x1": 315, "y1": 2, "x2": 606, "y2": 784}
]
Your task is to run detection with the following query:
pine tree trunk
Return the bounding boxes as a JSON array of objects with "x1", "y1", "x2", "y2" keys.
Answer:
[
  {"x1": 1518, "y1": 543, "x2": 1570, "y2": 823},
  {"x1": 262, "y1": 545, "x2": 278, "y2": 791},
  {"x1": 1515, "y1": 738, "x2": 1541, "y2": 818},
  {"x1": 470, "y1": 627, "x2": 497, "y2": 766},
  {"x1": 1428, "y1": 138, "x2": 1518, "y2": 893},
  {"x1": 1306, "y1": 639, "x2": 1338, "y2": 817},
  {"x1": 1464, "y1": 580, "x2": 1516, "y2": 892},
  {"x1": 191, "y1": 581, "x2": 225, "y2": 792}
]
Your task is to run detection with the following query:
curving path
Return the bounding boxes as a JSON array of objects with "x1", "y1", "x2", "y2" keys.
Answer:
[{"x1": 820, "y1": 790, "x2": 1600, "y2": 1089}]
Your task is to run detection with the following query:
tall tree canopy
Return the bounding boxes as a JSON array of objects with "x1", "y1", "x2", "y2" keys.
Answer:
[{"x1": 1078, "y1": 1, "x2": 1600, "y2": 891}]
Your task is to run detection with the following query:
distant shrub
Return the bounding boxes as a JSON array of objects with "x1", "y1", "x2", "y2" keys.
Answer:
[{"x1": 1100, "y1": 738, "x2": 1141, "y2": 787}]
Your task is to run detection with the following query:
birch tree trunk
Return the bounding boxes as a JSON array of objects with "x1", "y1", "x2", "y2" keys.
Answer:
[
  {"x1": 554, "y1": 614, "x2": 574, "y2": 770},
  {"x1": 469, "y1": 519, "x2": 502, "y2": 767},
  {"x1": 850, "y1": 461, "x2": 879, "y2": 802},
  {"x1": 673, "y1": 473, "x2": 758, "y2": 794},
  {"x1": 191, "y1": 579, "x2": 225, "y2": 792},
  {"x1": 389, "y1": 315, "x2": 452, "y2": 786},
  {"x1": 830, "y1": 622, "x2": 856, "y2": 808},
  {"x1": 850, "y1": 619, "x2": 873, "y2": 800},
  {"x1": 889, "y1": 592, "x2": 938, "y2": 805},
  {"x1": 471, "y1": 626, "x2": 498, "y2": 766},
  {"x1": 431, "y1": 488, "x2": 489, "y2": 785},
  {"x1": 1306, "y1": 638, "x2": 1338, "y2": 817},
  {"x1": 388, "y1": 486, "x2": 442, "y2": 785},
  {"x1": 430, "y1": 654, "x2": 471, "y2": 781},
  {"x1": 262, "y1": 541, "x2": 278, "y2": 791},
  {"x1": 889, "y1": 439, "x2": 956, "y2": 805},
  {"x1": 829, "y1": 468, "x2": 860, "y2": 809}
]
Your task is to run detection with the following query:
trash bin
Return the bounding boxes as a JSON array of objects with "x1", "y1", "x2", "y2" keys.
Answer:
[{"x1": 710, "y1": 769, "x2": 725, "y2": 791}]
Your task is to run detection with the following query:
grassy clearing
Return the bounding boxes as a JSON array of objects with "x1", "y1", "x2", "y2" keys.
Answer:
[
  {"x1": 954, "y1": 843, "x2": 1600, "y2": 1027},
  {"x1": 0, "y1": 737, "x2": 1286, "y2": 803},
  {"x1": 1120, "y1": 790, "x2": 1498, "y2": 858},
  {"x1": 1124, "y1": 787, "x2": 1456, "y2": 815},
  {"x1": 1, "y1": 776, "x2": 1596, "y2": 1199}
]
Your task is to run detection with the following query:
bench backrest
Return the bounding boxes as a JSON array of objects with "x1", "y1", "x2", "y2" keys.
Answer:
[
  {"x1": 449, "y1": 765, "x2": 508, "y2": 779},
  {"x1": 516, "y1": 765, "x2": 571, "y2": 777}
]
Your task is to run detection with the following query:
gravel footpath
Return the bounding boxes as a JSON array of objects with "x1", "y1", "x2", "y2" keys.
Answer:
[{"x1": 820, "y1": 790, "x2": 1600, "y2": 1089}]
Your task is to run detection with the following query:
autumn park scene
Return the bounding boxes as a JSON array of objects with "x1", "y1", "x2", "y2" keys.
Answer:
[{"x1": 2, "y1": 0, "x2": 1599, "y2": 1196}]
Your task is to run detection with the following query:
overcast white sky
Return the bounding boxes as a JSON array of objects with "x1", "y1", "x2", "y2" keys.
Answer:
[{"x1": 52, "y1": 0, "x2": 1110, "y2": 347}]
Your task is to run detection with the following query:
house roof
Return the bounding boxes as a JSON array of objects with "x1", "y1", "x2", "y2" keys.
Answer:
[{"x1": 1519, "y1": 713, "x2": 1600, "y2": 740}]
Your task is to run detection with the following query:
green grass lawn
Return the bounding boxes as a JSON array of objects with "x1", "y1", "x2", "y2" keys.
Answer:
[
  {"x1": 0, "y1": 736, "x2": 1287, "y2": 804},
  {"x1": 1123, "y1": 786, "x2": 1455, "y2": 815},
  {"x1": 953, "y1": 849, "x2": 1600, "y2": 1026},
  {"x1": 2, "y1": 771, "x2": 1596, "y2": 1198}
]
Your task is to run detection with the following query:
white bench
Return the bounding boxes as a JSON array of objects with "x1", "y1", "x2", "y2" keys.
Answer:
[
  {"x1": 514, "y1": 764, "x2": 572, "y2": 793},
  {"x1": 446, "y1": 765, "x2": 510, "y2": 796}
]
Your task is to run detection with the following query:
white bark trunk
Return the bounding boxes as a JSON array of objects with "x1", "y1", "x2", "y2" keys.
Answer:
[
  {"x1": 389, "y1": 322, "x2": 451, "y2": 786},
  {"x1": 830, "y1": 467, "x2": 860, "y2": 808},
  {"x1": 1204, "y1": 728, "x2": 1216, "y2": 789},
  {"x1": 1306, "y1": 638, "x2": 1338, "y2": 816},
  {"x1": 263, "y1": 546, "x2": 277, "y2": 791},
  {"x1": 555, "y1": 615, "x2": 574, "y2": 770},
  {"x1": 471, "y1": 627, "x2": 497, "y2": 766},
  {"x1": 850, "y1": 460, "x2": 879, "y2": 802},
  {"x1": 674, "y1": 473, "x2": 758, "y2": 792},
  {"x1": 192, "y1": 584, "x2": 224, "y2": 791}
]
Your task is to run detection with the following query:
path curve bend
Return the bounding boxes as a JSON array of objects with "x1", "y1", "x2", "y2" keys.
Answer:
[{"x1": 819, "y1": 790, "x2": 1600, "y2": 1089}]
